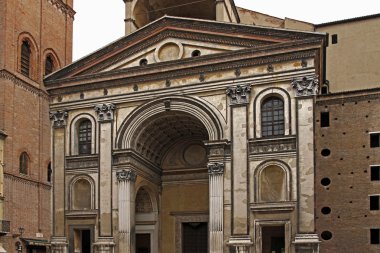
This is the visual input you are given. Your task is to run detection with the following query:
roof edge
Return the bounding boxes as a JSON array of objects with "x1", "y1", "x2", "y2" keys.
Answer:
[{"x1": 316, "y1": 13, "x2": 380, "y2": 27}]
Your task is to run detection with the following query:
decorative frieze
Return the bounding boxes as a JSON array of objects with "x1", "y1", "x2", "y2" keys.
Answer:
[
  {"x1": 249, "y1": 136, "x2": 296, "y2": 155},
  {"x1": 65, "y1": 155, "x2": 99, "y2": 169},
  {"x1": 207, "y1": 162, "x2": 224, "y2": 175},
  {"x1": 116, "y1": 169, "x2": 137, "y2": 182},
  {"x1": 94, "y1": 103, "x2": 116, "y2": 122},
  {"x1": 291, "y1": 75, "x2": 319, "y2": 97},
  {"x1": 226, "y1": 84, "x2": 251, "y2": 105},
  {"x1": 49, "y1": 110, "x2": 68, "y2": 128},
  {"x1": 47, "y1": 0, "x2": 75, "y2": 19}
]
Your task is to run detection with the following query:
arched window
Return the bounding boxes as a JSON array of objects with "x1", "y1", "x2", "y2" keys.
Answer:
[
  {"x1": 260, "y1": 165, "x2": 286, "y2": 202},
  {"x1": 19, "y1": 152, "x2": 29, "y2": 175},
  {"x1": 261, "y1": 97, "x2": 284, "y2": 137},
  {"x1": 72, "y1": 179, "x2": 92, "y2": 210},
  {"x1": 45, "y1": 55, "x2": 54, "y2": 75},
  {"x1": 21, "y1": 40, "x2": 31, "y2": 77},
  {"x1": 78, "y1": 120, "x2": 92, "y2": 155},
  {"x1": 47, "y1": 162, "x2": 52, "y2": 182}
]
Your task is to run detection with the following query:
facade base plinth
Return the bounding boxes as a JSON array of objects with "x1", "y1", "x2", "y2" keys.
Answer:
[
  {"x1": 50, "y1": 237, "x2": 68, "y2": 253},
  {"x1": 94, "y1": 237, "x2": 115, "y2": 253},
  {"x1": 293, "y1": 234, "x2": 320, "y2": 253},
  {"x1": 227, "y1": 235, "x2": 253, "y2": 253}
]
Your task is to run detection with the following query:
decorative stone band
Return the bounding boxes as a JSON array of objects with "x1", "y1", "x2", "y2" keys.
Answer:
[
  {"x1": 49, "y1": 110, "x2": 68, "y2": 128},
  {"x1": 116, "y1": 169, "x2": 137, "y2": 182},
  {"x1": 291, "y1": 75, "x2": 319, "y2": 97},
  {"x1": 94, "y1": 103, "x2": 116, "y2": 122},
  {"x1": 226, "y1": 84, "x2": 251, "y2": 105},
  {"x1": 207, "y1": 162, "x2": 224, "y2": 175}
]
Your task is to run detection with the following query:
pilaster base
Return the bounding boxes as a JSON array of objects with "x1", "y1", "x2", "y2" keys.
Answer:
[
  {"x1": 93, "y1": 237, "x2": 115, "y2": 253},
  {"x1": 293, "y1": 234, "x2": 320, "y2": 253},
  {"x1": 50, "y1": 237, "x2": 68, "y2": 253},
  {"x1": 227, "y1": 235, "x2": 253, "y2": 253}
]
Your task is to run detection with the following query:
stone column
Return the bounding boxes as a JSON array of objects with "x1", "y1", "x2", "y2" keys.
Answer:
[
  {"x1": 124, "y1": 0, "x2": 137, "y2": 35},
  {"x1": 226, "y1": 85, "x2": 253, "y2": 252},
  {"x1": 208, "y1": 162, "x2": 224, "y2": 253},
  {"x1": 94, "y1": 103, "x2": 116, "y2": 253},
  {"x1": 49, "y1": 110, "x2": 69, "y2": 253},
  {"x1": 291, "y1": 75, "x2": 320, "y2": 253},
  {"x1": 116, "y1": 169, "x2": 137, "y2": 253}
]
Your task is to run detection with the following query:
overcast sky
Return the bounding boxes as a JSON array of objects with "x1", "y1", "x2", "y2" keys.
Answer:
[{"x1": 73, "y1": 0, "x2": 379, "y2": 60}]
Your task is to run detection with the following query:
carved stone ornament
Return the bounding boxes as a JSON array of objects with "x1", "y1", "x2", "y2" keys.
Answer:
[
  {"x1": 94, "y1": 103, "x2": 116, "y2": 122},
  {"x1": 49, "y1": 110, "x2": 68, "y2": 128},
  {"x1": 226, "y1": 84, "x2": 251, "y2": 105},
  {"x1": 291, "y1": 75, "x2": 319, "y2": 97},
  {"x1": 207, "y1": 162, "x2": 224, "y2": 175},
  {"x1": 116, "y1": 169, "x2": 137, "y2": 182}
]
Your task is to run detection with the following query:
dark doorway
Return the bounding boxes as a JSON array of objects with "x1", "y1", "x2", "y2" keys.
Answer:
[
  {"x1": 136, "y1": 233, "x2": 151, "y2": 253},
  {"x1": 262, "y1": 225, "x2": 285, "y2": 253},
  {"x1": 182, "y1": 222, "x2": 208, "y2": 253},
  {"x1": 81, "y1": 230, "x2": 91, "y2": 253},
  {"x1": 70, "y1": 228, "x2": 92, "y2": 253}
]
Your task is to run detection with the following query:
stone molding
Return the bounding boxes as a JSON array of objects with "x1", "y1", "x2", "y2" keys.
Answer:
[
  {"x1": 94, "y1": 103, "x2": 116, "y2": 122},
  {"x1": 116, "y1": 169, "x2": 137, "y2": 182},
  {"x1": 0, "y1": 69, "x2": 49, "y2": 100},
  {"x1": 49, "y1": 110, "x2": 68, "y2": 128},
  {"x1": 249, "y1": 136, "x2": 296, "y2": 155},
  {"x1": 291, "y1": 75, "x2": 319, "y2": 97},
  {"x1": 47, "y1": 0, "x2": 75, "y2": 19},
  {"x1": 207, "y1": 162, "x2": 224, "y2": 175},
  {"x1": 226, "y1": 84, "x2": 251, "y2": 105}
]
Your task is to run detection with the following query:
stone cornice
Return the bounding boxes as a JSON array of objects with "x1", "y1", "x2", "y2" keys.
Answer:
[
  {"x1": 46, "y1": 44, "x2": 320, "y2": 95},
  {"x1": 47, "y1": 0, "x2": 75, "y2": 19},
  {"x1": 4, "y1": 172, "x2": 52, "y2": 190},
  {"x1": 0, "y1": 69, "x2": 49, "y2": 100},
  {"x1": 316, "y1": 87, "x2": 380, "y2": 105},
  {"x1": 44, "y1": 16, "x2": 326, "y2": 81}
]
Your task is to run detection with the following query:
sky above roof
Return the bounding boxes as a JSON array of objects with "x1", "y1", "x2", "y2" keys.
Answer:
[{"x1": 73, "y1": 0, "x2": 379, "y2": 60}]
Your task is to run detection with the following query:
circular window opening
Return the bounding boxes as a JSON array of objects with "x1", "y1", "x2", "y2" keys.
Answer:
[
  {"x1": 321, "y1": 207, "x2": 331, "y2": 215},
  {"x1": 191, "y1": 50, "x2": 201, "y2": 57},
  {"x1": 321, "y1": 231, "x2": 333, "y2": 240},
  {"x1": 321, "y1": 149, "x2": 331, "y2": 157},
  {"x1": 321, "y1": 177, "x2": 331, "y2": 186},
  {"x1": 139, "y1": 58, "x2": 148, "y2": 66}
]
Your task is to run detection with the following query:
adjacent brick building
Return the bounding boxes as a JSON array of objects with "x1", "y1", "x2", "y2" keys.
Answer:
[{"x1": 0, "y1": 0, "x2": 74, "y2": 252}]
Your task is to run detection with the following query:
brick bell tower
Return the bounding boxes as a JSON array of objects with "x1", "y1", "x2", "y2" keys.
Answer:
[{"x1": 0, "y1": 0, "x2": 74, "y2": 252}]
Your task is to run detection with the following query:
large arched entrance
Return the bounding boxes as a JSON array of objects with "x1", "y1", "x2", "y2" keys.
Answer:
[{"x1": 116, "y1": 96, "x2": 225, "y2": 253}]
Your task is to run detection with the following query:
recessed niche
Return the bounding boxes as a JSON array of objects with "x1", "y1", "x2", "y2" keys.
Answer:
[
  {"x1": 321, "y1": 231, "x2": 333, "y2": 240},
  {"x1": 139, "y1": 58, "x2": 148, "y2": 66},
  {"x1": 321, "y1": 178, "x2": 331, "y2": 186},
  {"x1": 155, "y1": 41, "x2": 183, "y2": 62},
  {"x1": 321, "y1": 149, "x2": 331, "y2": 157},
  {"x1": 191, "y1": 50, "x2": 201, "y2": 57},
  {"x1": 321, "y1": 207, "x2": 331, "y2": 215}
]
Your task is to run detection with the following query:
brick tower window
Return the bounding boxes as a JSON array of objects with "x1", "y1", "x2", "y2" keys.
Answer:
[
  {"x1": 19, "y1": 152, "x2": 29, "y2": 175},
  {"x1": 78, "y1": 120, "x2": 92, "y2": 155},
  {"x1": 261, "y1": 96, "x2": 284, "y2": 137},
  {"x1": 21, "y1": 40, "x2": 31, "y2": 77},
  {"x1": 45, "y1": 55, "x2": 54, "y2": 76}
]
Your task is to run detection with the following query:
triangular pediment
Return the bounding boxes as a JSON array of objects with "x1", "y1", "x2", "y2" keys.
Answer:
[{"x1": 45, "y1": 16, "x2": 325, "y2": 82}]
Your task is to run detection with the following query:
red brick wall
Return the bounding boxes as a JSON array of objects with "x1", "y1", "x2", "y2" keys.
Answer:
[{"x1": 315, "y1": 91, "x2": 380, "y2": 253}]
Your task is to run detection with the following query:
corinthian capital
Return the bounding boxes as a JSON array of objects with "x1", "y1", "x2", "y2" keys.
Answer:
[
  {"x1": 291, "y1": 75, "x2": 319, "y2": 97},
  {"x1": 116, "y1": 169, "x2": 137, "y2": 182},
  {"x1": 208, "y1": 162, "x2": 224, "y2": 175},
  {"x1": 226, "y1": 84, "x2": 251, "y2": 105},
  {"x1": 49, "y1": 110, "x2": 68, "y2": 128},
  {"x1": 94, "y1": 103, "x2": 116, "y2": 122}
]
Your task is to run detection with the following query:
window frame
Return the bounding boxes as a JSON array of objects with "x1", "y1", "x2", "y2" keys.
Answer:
[
  {"x1": 20, "y1": 40, "x2": 31, "y2": 77},
  {"x1": 261, "y1": 96, "x2": 285, "y2": 137},
  {"x1": 78, "y1": 119, "x2": 92, "y2": 155},
  {"x1": 370, "y1": 132, "x2": 380, "y2": 148},
  {"x1": 19, "y1": 152, "x2": 30, "y2": 175}
]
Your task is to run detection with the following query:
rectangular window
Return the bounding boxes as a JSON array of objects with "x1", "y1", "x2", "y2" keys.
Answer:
[
  {"x1": 370, "y1": 195, "x2": 380, "y2": 210},
  {"x1": 371, "y1": 166, "x2": 380, "y2": 181},
  {"x1": 370, "y1": 133, "x2": 380, "y2": 148},
  {"x1": 331, "y1": 34, "x2": 338, "y2": 44},
  {"x1": 320, "y1": 112, "x2": 330, "y2": 127},
  {"x1": 371, "y1": 229, "x2": 380, "y2": 244}
]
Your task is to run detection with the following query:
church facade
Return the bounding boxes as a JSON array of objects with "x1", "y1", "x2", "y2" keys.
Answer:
[{"x1": 45, "y1": 3, "x2": 326, "y2": 252}]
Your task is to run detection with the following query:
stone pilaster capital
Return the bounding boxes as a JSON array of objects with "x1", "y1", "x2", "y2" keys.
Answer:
[
  {"x1": 208, "y1": 162, "x2": 224, "y2": 175},
  {"x1": 94, "y1": 103, "x2": 116, "y2": 122},
  {"x1": 0, "y1": 130, "x2": 7, "y2": 139},
  {"x1": 226, "y1": 84, "x2": 251, "y2": 105},
  {"x1": 49, "y1": 110, "x2": 68, "y2": 128},
  {"x1": 291, "y1": 75, "x2": 319, "y2": 97},
  {"x1": 116, "y1": 169, "x2": 137, "y2": 182}
]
